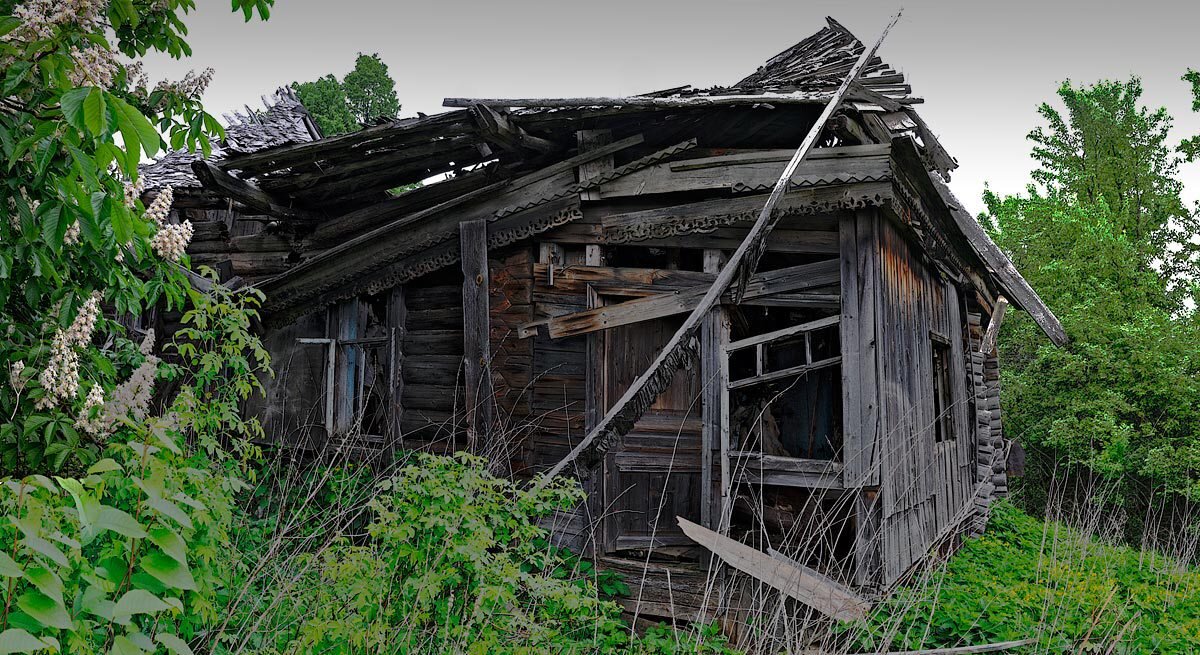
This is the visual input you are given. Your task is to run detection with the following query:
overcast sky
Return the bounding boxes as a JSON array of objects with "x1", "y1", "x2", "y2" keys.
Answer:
[{"x1": 142, "y1": 0, "x2": 1200, "y2": 215}]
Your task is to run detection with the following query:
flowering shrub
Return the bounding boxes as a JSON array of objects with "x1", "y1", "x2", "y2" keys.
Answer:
[
  {"x1": 0, "y1": 0, "x2": 273, "y2": 474},
  {"x1": 0, "y1": 282, "x2": 271, "y2": 654}
]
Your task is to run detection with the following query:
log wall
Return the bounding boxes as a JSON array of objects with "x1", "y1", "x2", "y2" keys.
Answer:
[{"x1": 400, "y1": 270, "x2": 465, "y2": 447}]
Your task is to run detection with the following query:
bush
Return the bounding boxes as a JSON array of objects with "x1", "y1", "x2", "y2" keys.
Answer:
[
  {"x1": 218, "y1": 451, "x2": 741, "y2": 655},
  {"x1": 0, "y1": 283, "x2": 269, "y2": 654}
]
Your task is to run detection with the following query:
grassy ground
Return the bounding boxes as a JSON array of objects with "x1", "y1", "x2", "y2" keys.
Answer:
[{"x1": 842, "y1": 502, "x2": 1200, "y2": 653}]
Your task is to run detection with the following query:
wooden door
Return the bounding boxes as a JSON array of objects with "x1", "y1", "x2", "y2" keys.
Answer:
[{"x1": 601, "y1": 308, "x2": 704, "y2": 552}]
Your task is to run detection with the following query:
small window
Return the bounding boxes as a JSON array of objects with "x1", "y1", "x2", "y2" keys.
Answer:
[{"x1": 931, "y1": 336, "x2": 955, "y2": 442}]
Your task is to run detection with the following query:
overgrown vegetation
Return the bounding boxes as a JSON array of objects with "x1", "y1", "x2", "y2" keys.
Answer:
[
  {"x1": 216, "y1": 452, "x2": 740, "y2": 654},
  {"x1": 845, "y1": 501, "x2": 1200, "y2": 653},
  {"x1": 983, "y1": 77, "x2": 1200, "y2": 519}
]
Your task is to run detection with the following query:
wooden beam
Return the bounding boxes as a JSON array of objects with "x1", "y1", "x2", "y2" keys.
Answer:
[
  {"x1": 929, "y1": 176, "x2": 1066, "y2": 346},
  {"x1": 677, "y1": 517, "x2": 869, "y2": 621},
  {"x1": 191, "y1": 160, "x2": 320, "y2": 222},
  {"x1": 595, "y1": 146, "x2": 891, "y2": 199},
  {"x1": 386, "y1": 286, "x2": 406, "y2": 461},
  {"x1": 700, "y1": 249, "x2": 727, "y2": 531},
  {"x1": 532, "y1": 11, "x2": 901, "y2": 487},
  {"x1": 470, "y1": 103, "x2": 557, "y2": 154},
  {"x1": 509, "y1": 133, "x2": 644, "y2": 189},
  {"x1": 460, "y1": 220, "x2": 494, "y2": 459},
  {"x1": 530, "y1": 259, "x2": 840, "y2": 340},
  {"x1": 445, "y1": 91, "x2": 846, "y2": 109},
  {"x1": 979, "y1": 295, "x2": 1008, "y2": 354},
  {"x1": 218, "y1": 111, "x2": 472, "y2": 176},
  {"x1": 817, "y1": 639, "x2": 1038, "y2": 655}
]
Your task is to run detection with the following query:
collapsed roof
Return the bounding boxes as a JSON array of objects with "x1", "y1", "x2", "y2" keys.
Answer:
[{"x1": 157, "y1": 17, "x2": 1065, "y2": 346}]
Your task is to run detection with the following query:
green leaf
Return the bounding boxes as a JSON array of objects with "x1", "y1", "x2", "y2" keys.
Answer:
[
  {"x1": 110, "y1": 635, "x2": 146, "y2": 655},
  {"x1": 18, "y1": 535, "x2": 68, "y2": 568},
  {"x1": 56, "y1": 477, "x2": 99, "y2": 543},
  {"x1": 139, "y1": 551, "x2": 195, "y2": 591},
  {"x1": 109, "y1": 95, "x2": 161, "y2": 158},
  {"x1": 81, "y1": 585, "x2": 114, "y2": 620},
  {"x1": 155, "y1": 633, "x2": 193, "y2": 655},
  {"x1": 145, "y1": 497, "x2": 192, "y2": 529},
  {"x1": 0, "y1": 628, "x2": 49, "y2": 654},
  {"x1": 112, "y1": 589, "x2": 171, "y2": 621},
  {"x1": 60, "y1": 88, "x2": 90, "y2": 133},
  {"x1": 22, "y1": 567, "x2": 64, "y2": 605},
  {"x1": 98, "y1": 506, "x2": 148, "y2": 539},
  {"x1": 147, "y1": 526, "x2": 187, "y2": 564},
  {"x1": 83, "y1": 87, "x2": 108, "y2": 137},
  {"x1": 38, "y1": 205, "x2": 64, "y2": 250},
  {"x1": 0, "y1": 551, "x2": 22, "y2": 578},
  {"x1": 87, "y1": 458, "x2": 123, "y2": 475},
  {"x1": 0, "y1": 17, "x2": 21, "y2": 39},
  {"x1": 110, "y1": 0, "x2": 137, "y2": 28},
  {"x1": 110, "y1": 199, "x2": 132, "y2": 245},
  {"x1": 16, "y1": 591, "x2": 72, "y2": 630}
]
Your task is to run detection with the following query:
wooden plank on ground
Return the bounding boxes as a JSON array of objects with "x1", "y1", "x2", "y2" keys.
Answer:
[{"x1": 677, "y1": 517, "x2": 869, "y2": 621}]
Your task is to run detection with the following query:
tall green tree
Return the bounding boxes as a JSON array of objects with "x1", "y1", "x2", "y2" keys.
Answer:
[
  {"x1": 984, "y1": 79, "x2": 1200, "y2": 513},
  {"x1": 343, "y1": 53, "x2": 400, "y2": 125},
  {"x1": 292, "y1": 74, "x2": 357, "y2": 136},
  {"x1": 292, "y1": 53, "x2": 400, "y2": 136}
]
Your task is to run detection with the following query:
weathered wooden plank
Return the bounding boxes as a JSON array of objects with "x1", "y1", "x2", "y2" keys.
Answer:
[
  {"x1": 470, "y1": 103, "x2": 557, "y2": 153},
  {"x1": 535, "y1": 259, "x2": 840, "y2": 339},
  {"x1": 192, "y1": 160, "x2": 320, "y2": 222},
  {"x1": 461, "y1": 220, "x2": 493, "y2": 457},
  {"x1": 598, "y1": 149, "x2": 890, "y2": 199},
  {"x1": 677, "y1": 517, "x2": 869, "y2": 621},
  {"x1": 929, "y1": 177, "x2": 1066, "y2": 346},
  {"x1": 600, "y1": 182, "x2": 891, "y2": 240},
  {"x1": 979, "y1": 295, "x2": 1008, "y2": 354},
  {"x1": 219, "y1": 111, "x2": 472, "y2": 175},
  {"x1": 826, "y1": 638, "x2": 1037, "y2": 655},
  {"x1": 700, "y1": 250, "x2": 727, "y2": 531},
  {"x1": 387, "y1": 286, "x2": 406, "y2": 456},
  {"x1": 444, "y1": 91, "x2": 849, "y2": 109}
]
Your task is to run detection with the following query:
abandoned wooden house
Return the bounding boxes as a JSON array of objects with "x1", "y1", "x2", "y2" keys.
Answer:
[{"x1": 142, "y1": 18, "x2": 1066, "y2": 633}]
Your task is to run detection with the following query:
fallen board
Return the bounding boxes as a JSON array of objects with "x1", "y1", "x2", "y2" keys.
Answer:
[{"x1": 677, "y1": 516, "x2": 869, "y2": 621}]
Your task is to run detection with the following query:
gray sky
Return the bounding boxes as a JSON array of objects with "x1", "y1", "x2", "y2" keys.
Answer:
[{"x1": 143, "y1": 0, "x2": 1200, "y2": 215}]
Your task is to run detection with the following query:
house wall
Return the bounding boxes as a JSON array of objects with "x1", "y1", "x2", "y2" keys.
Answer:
[
  {"x1": 871, "y1": 214, "x2": 977, "y2": 584},
  {"x1": 399, "y1": 269, "x2": 466, "y2": 448}
]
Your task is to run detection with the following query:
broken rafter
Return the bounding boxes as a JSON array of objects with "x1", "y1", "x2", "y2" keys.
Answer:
[
  {"x1": 979, "y1": 295, "x2": 1008, "y2": 354},
  {"x1": 469, "y1": 103, "x2": 558, "y2": 154},
  {"x1": 533, "y1": 11, "x2": 902, "y2": 487},
  {"x1": 732, "y1": 11, "x2": 902, "y2": 302},
  {"x1": 191, "y1": 160, "x2": 320, "y2": 222}
]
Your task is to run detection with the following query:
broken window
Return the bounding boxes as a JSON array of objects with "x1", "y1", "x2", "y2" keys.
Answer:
[
  {"x1": 726, "y1": 310, "x2": 843, "y2": 461},
  {"x1": 303, "y1": 291, "x2": 401, "y2": 446},
  {"x1": 932, "y1": 335, "x2": 954, "y2": 443}
]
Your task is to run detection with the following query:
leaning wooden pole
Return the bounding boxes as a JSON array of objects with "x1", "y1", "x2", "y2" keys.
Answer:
[{"x1": 534, "y1": 11, "x2": 903, "y2": 489}]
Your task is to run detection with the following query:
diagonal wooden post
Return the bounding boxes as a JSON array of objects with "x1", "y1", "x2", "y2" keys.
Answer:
[{"x1": 534, "y1": 12, "x2": 903, "y2": 489}]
